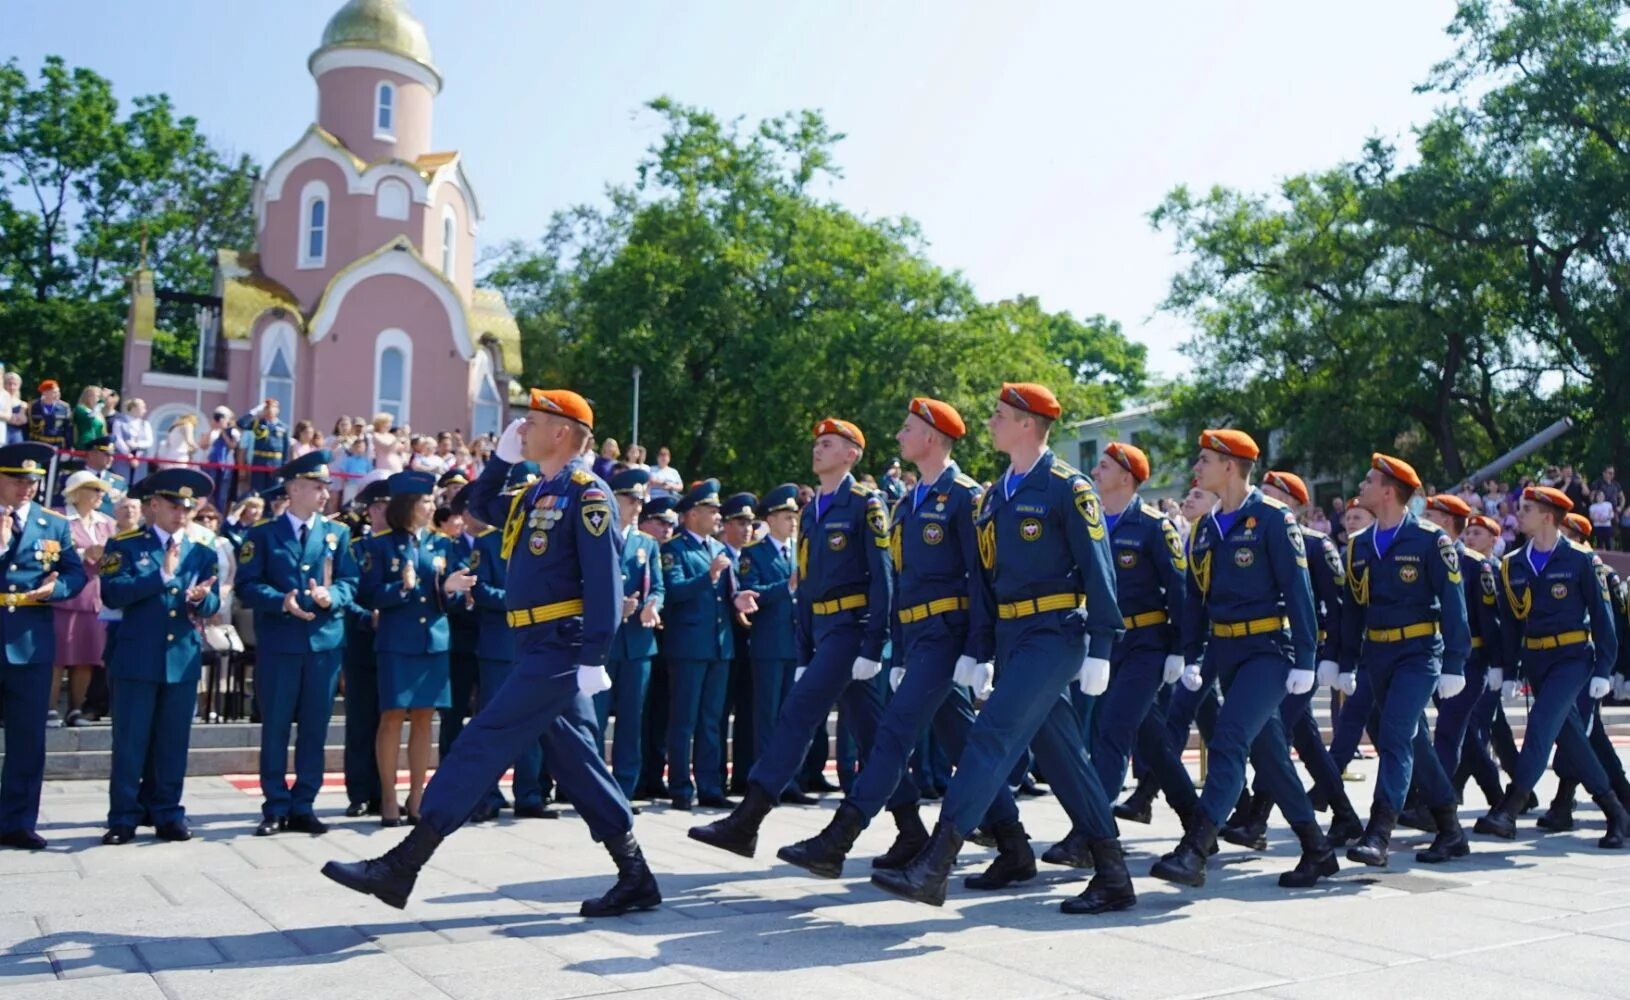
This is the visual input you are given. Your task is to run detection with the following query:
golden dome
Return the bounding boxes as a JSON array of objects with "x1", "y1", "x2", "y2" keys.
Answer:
[{"x1": 312, "y1": 0, "x2": 438, "y2": 79}]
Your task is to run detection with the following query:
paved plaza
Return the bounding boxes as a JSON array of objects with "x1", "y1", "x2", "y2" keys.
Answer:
[{"x1": 5, "y1": 761, "x2": 1630, "y2": 999}]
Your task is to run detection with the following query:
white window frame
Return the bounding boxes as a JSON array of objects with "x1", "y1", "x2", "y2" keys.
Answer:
[
  {"x1": 298, "y1": 179, "x2": 329, "y2": 270},
  {"x1": 375, "y1": 177, "x2": 410, "y2": 220},
  {"x1": 374, "y1": 81, "x2": 395, "y2": 140},
  {"x1": 258, "y1": 321, "x2": 298, "y2": 418},
  {"x1": 470, "y1": 349, "x2": 502, "y2": 440},
  {"x1": 374, "y1": 327, "x2": 413, "y2": 424},
  {"x1": 440, "y1": 205, "x2": 457, "y2": 277}
]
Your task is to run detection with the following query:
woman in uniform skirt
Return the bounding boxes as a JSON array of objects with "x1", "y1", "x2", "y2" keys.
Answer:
[{"x1": 359, "y1": 471, "x2": 476, "y2": 826}]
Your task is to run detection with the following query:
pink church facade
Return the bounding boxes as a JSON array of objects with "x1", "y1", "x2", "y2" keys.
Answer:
[{"x1": 121, "y1": 0, "x2": 520, "y2": 441}]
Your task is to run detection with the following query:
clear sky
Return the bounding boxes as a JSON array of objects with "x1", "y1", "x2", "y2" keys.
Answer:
[{"x1": 6, "y1": 0, "x2": 1461, "y2": 377}]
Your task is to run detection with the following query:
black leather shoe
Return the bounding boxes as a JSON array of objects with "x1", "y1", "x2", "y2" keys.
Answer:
[
  {"x1": 1060, "y1": 838, "x2": 1137, "y2": 914},
  {"x1": 1474, "y1": 786, "x2": 1526, "y2": 840},
  {"x1": 344, "y1": 803, "x2": 369, "y2": 818},
  {"x1": 1396, "y1": 803, "x2": 1438, "y2": 833},
  {"x1": 965, "y1": 826, "x2": 996, "y2": 849},
  {"x1": 1280, "y1": 822, "x2": 1339, "y2": 887},
  {"x1": 697, "y1": 793, "x2": 736, "y2": 809},
  {"x1": 777, "y1": 802, "x2": 865, "y2": 879},
  {"x1": 1016, "y1": 777, "x2": 1049, "y2": 798},
  {"x1": 1041, "y1": 828, "x2": 1095, "y2": 869},
  {"x1": 805, "y1": 776, "x2": 839, "y2": 794},
  {"x1": 1416, "y1": 806, "x2": 1469, "y2": 864},
  {"x1": 669, "y1": 797, "x2": 693, "y2": 812},
  {"x1": 321, "y1": 825, "x2": 444, "y2": 909},
  {"x1": 1596, "y1": 792, "x2": 1630, "y2": 850},
  {"x1": 254, "y1": 817, "x2": 285, "y2": 837},
  {"x1": 1113, "y1": 796, "x2": 1153, "y2": 825},
  {"x1": 467, "y1": 803, "x2": 500, "y2": 825},
  {"x1": 1346, "y1": 803, "x2": 1396, "y2": 867},
  {"x1": 1221, "y1": 792, "x2": 1273, "y2": 851},
  {"x1": 688, "y1": 784, "x2": 775, "y2": 858},
  {"x1": 286, "y1": 814, "x2": 329, "y2": 836},
  {"x1": 102, "y1": 826, "x2": 137, "y2": 846},
  {"x1": 1150, "y1": 815, "x2": 1217, "y2": 888},
  {"x1": 581, "y1": 833, "x2": 662, "y2": 917},
  {"x1": 871, "y1": 804, "x2": 929, "y2": 870},
  {"x1": 514, "y1": 804, "x2": 561, "y2": 820},
  {"x1": 780, "y1": 789, "x2": 819, "y2": 806},
  {"x1": 871, "y1": 821, "x2": 965, "y2": 906},
  {"x1": 964, "y1": 818, "x2": 1036, "y2": 890},
  {"x1": 155, "y1": 820, "x2": 192, "y2": 842},
  {"x1": 1536, "y1": 780, "x2": 1578, "y2": 832}
]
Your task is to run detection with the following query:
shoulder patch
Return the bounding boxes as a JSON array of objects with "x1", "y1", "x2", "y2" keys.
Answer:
[
  {"x1": 238, "y1": 539, "x2": 255, "y2": 562},
  {"x1": 1075, "y1": 488, "x2": 1106, "y2": 541},
  {"x1": 1438, "y1": 531, "x2": 1461, "y2": 579},
  {"x1": 866, "y1": 498, "x2": 889, "y2": 539}
]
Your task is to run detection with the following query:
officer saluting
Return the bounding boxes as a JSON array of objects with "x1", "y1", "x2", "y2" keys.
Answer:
[
  {"x1": 0, "y1": 442, "x2": 87, "y2": 850},
  {"x1": 99, "y1": 468, "x2": 220, "y2": 844},
  {"x1": 322, "y1": 389, "x2": 661, "y2": 917},
  {"x1": 236, "y1": 399, "x2": 290, "y2": 495}
]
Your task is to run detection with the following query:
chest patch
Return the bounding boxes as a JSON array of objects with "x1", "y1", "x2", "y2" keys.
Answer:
[
  {"x1": 529, "y1": 531, "x2": 549, "y2": 556},
  {"x1": 1399, "y1": 564, "x2": 1419, "y2": 584},
  {"x1": 1551, "y1": 581, "x2": 1568, "y2": 600},
  {"x1": 1019, "y1": 517, "x2": 1043, "y2": 542},
  {"x1": 828, "y1": 531, "x2": 847, "y2": 551},
  {"x1": 1117, "y1": 549, "x2": 1138, "y2": 569},
  {"x1": 922, "y1": 522, "x2": 945, "y2": 545},
  {"x1": 1234, "y1": 547, "x2": 1255, "y2": 568}
]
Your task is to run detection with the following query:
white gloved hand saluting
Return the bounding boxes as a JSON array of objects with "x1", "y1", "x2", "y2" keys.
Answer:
[
  {"x1": 576, "y1": 664, "x2": 612, "y2": 696},
  {"x1": 1285, "y1": 668, "x2": 1315, "y2": 696},
  {"x1": 1077, "y1": 656, "x2": 1111, "y2": 696},
  {"x1": 852, "y1": 656, "x2": 882, "y2": 681},
  {"x1": 495, "y1": 418, "x2": 526, "y2": 464},
  {"x1": 889, "y1": 667, "x2": 906, "y2": 692},
  {"x1": 1436, "y1": 673, "x2": 1467, "y2": 700},
  {"x1": 1180, "y1": 662, "x2": 1203, "y2": 692},
  {"x1": 1486, "y1": 667, "x2": 1503, "y2": 692},
  {"x1": 1335, "y1": 672, "x2": 1357, "y2": 696},
  {"x1": 1163, "y1": 655, "x2": 1184, "y2": 686},
  {"x1": 1316, "y1": 660, "x2": 1340, "y2": 689},
  {"x1": 1589, "y1": 676, "x2": 1612, "y2": 700}
]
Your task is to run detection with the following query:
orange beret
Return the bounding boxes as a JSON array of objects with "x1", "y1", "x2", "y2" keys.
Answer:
[
  {"x1": 1104, "y1": 442, "x2": 1150, "y2": 483},
  {"x1": 813, "y1": 417, "x2": 865, "y2": 450},
  {"x1": 1564, "y1": 512, "x2": 1593, "y2": 539},
  {"x1": 1523, "y1": 485, "x2": 1573, "y2": 512},
  {"x1": 999, "y1": 382, "x2": 1062, "y2": 420},
  {"x1": 1262, "y1": 470, "x2": 1309, "y2": 505},
  {"x1": 1468, "y1": 514, "x2": 1501, "y2": 536},
  {"x1": 1425, "y1": 493, "x2": 1472, "y2": 518},
  {"x1": 1371, "y1": 453, "x2": 1421, "y2": 490},
  {"x1": 1346, "y1": 498, "x2": 1365, "y2": 511},
  {"x1": 1198, "y1": 429, "x2": 1260, "y2": 461},
  {"x1": 528, "y1": 388, "x2": 594, "y2": 429},
  {"x1": 908, "y1": 397, "x2": 966, "y2": 439},
  {"x1": 38, "y1": 379, "x2": 59, "y2": 393}
]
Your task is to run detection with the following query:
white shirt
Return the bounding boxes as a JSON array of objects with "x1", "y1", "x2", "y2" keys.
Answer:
[{"x1": 284, "y1": 511, "x2": 318, "y2": 539}]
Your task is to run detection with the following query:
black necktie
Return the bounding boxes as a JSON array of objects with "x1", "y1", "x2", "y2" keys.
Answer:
[
  {"x1": 5, "y1": 511, "x2": 20, "y2": 560},
  {"x1": 298, "y1": 523, "x2": 308, "y2": 548}
]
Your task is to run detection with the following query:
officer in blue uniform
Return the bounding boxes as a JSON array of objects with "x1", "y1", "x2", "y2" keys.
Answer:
[
  {"x1": 871, "y1": 383, "x2": 1134, "y2": 913},
  {"x1": 237, "y1": 450, "x2": 359, "y2": 836},
  {"x1": 636, "y1": 496, "x2": 680, "y2": 802},
  {"x1": 24, "y1": 381, "x2": 70, "y2": 449},
  {"x1": 1149, "y1": 429, "x2": 1338, "y2": 889},
  {"x1": 689, "y1": 418, "x2": 896, "y2": 857},
  {"x1": 322, "y1": 389, "x2": 660, "y2": 918},
  {"x1": 437, "y1": 484, "x2": 481, "y2": 770},
  {"x1": 597, "y1": 467, "x2": 665, "y2": 802},
  {"x1": 1474, "y1": 486, "x2": 1628, "y2": 845},
  {"x1": 718, "y1": 491, "x2": 758, "y2": 792},
  {"x1": 342, "y1": 479, "x2": 390, "y2": 817},
  {"x1": 0, "y1": 442, "x2": 87, "y2": 849},
  {"x1": 1452, "y1": 513, "x2": 1518, "y2": 808},
  {"x1": 236, "y1": 399, "x2": 290, "y2": 494},
  {"x1": 735, "y1": 484, "x2": 807, "y2": 802},
  {"x1": 1340, "y1": 454, "x2": 1472, "y2": 866},
  {"x1": 55, "y1": 436, "x2": 126, "y2": 515},
  {"x1": 99, "y1": 468, "x2": 220, "y2": 844}
]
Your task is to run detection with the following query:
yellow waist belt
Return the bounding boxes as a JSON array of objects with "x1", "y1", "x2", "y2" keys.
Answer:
[
  {"x1": 998, "y1": 592, "x2": 1083, "y2": 620},
  {"x1": 506, "y1": 598, "x2": 584, "y2": 627},
  {"x1": 1123, "y1": 610, "x2": 1168, "y2": 629},
  {"x1": 1470, "y1": 637, "x2": 1484, "y2": 649},
  {"x1": 812, "y1": 593, "x2": 867, "y2": 616},
  {"x1": 898, "y1": 596, "x2": 968, "y2": 624},
  {"x1": 2, "y1": 594, "x2": 47, "y2": 610},
  {"x1": 1211, "y1": 616, "x2": 1287, "y2": 638},
  {"x1": 1524, "y1": 630, "x2": 1589, "y2": 650},
  {"x1": 1366, "y1": 622, "x2": 1439, "y2": 643}
]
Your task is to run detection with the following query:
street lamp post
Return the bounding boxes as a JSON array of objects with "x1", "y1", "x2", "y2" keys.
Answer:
[{"x1": 631, "y1": 364, "x2": 642, "y2": 449}]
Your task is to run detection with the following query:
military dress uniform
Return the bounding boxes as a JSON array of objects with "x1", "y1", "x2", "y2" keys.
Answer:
[
  {"x1": 596, "y1": 469, "x2": 664, "y2": 799},
  {"x1": 0, "y1": 443, "x2": 87, "y2": 849},
  {"x1": 236, "y1": 408, "x2": 289, "y2": 494},
  {"x1": 99, "y1": 469, "x2": 221, "y2": 842},
  {"x1": 341, "y1": 482, "x2": 386, "y2": 815},
  {"x1": 660, "y1": 480, "x2": 734, "y2": 807},
  {"x1": 718, "y1": 492, "x2": 758, "y2": 793},
  {"x1": 54, "y1": 437, "x2": 125, "y2": 514},
  {"x1": 237, "y1": 451, "x2": 359, "y2": 832},
  {"x1": 1425, "y1": 498, "x2": 1505, "y2": 796},
  {"x1": 25, "y1": 395, "x2": 70, "y2": 450},
  {"x1": 359, "y1": 509, "x2": 458, "y2": 715}
]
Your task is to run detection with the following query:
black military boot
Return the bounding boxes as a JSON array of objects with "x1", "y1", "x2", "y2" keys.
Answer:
[
  {"x1": 1346, "y1": 803, "x2": 1396, "y2": 867},
  {"x1": 1041, "y1": 827, "x2": 1094, "y2": 868},
  {"x1": 320, "y1": 824, "x2": 443, "y2": 909},
  {"x1": 687, "y1": 783, "x2": 775, "y2": 858},
  {"x1": 1150, "y1": 814, "x2": 1218, "y2": 888},
  {"x1": 1611, "y1": 773, "x2": 1630, "y2": 815},
  {"x1": 870, "y1": 821, "x2": 965, "y2": 906},
  {"x1": 871, "y1": 804, "x2": 929, "y2": 870},
  {"x1": 964, "y1": 818, "x2": 1037, "y2": 890},
  {"x1": 777, "y1": 802, "x2": 865, "y2": 879},
  {"x1": 1113, "y1": 774, "x2": 1158, "y2": 824},
  {"x1": 1595, "y1": 792, "x2": 1630, "y2": 850},
  {"x1": 1221, "y1": 789, "x2": 1254, "y2": 833},
  {"x1": 1060, "y1": 838, "x2": 1136, "y2": 914},
  {"x1": 1325, "y1": 787, "x2": 1364, "y2": 848},
  {"x1": 1473, "y1": 785, "x2": 1528, "y2": 839},
  {"x1": 1220, "y1": 790, "x2": 1273, "y2": 851},
  {"x1": 1279, "y1": 821, "x2": 1339, "y2": 887},
  {"x1": 1536, "y1": 779, "x2": 1578, "y2": 832},
  {"x1": 581, "y1": 833, "x2": 662, "y2": 917},
  {"x1": 1416, "y1": 804, "x2": 1470, "y2": 864},
  {"x1": 1395, "y1": 789, "x2": 1438, "y2": 833}
]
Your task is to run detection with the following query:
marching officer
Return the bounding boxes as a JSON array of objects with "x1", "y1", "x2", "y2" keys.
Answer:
[
  {"x1": 597, "y1": 467, "x2": 664, "y2": 801},
  {"x1": 736, "y1": 484, "x2": 807, "y2": 802},
  {"x1": 236, "y1": 399, "x2": 290, "y2": 495},
  {"x1": 24, "y1": 381, "x2": 70, "y2": 449},
  {"x1": 719, "y1": 491, "x2": 757, "y2": 791},
  {"x1": 1148, "y1": 429, "x2": 1338, "y2": 890},
  {"x1": 1454, "y1": 513, "x2": 1518, "y2": 807},
  {"x1": 342, "y1": 479, "x2": 389, "y2": 817},
  {"x1": 99, "y1": 468, "x2": 220, "y2": 844},
  {"x1": 0, "y1": 442, "x2": 87, "y2": 850},
  {"x1": 1474, "y1": 486, "x2": 1628, "y2": 846},
  {"x1": 237, "y1": 450, "x2": 359, "y2": 836},
  {"x1": 322, "y1": 389, "x2": 660, "y2": 918}
]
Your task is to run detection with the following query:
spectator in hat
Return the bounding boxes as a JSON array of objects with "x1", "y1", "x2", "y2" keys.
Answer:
[{"x1": 52, "y1": 470, "x2": 118, "y2": 727}]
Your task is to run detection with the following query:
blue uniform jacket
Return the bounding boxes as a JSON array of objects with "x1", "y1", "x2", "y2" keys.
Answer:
[
  {"x1": 1499, "y1": 539, "x2": 1619, "y2": 679},
  {"x1": 99, "y1": 527, "x2": 221, "y2": 684},
  {"x1": 1341, "y1": 513, "x2": 1470, "y2": 676},
  {"x1": 25, "y1": 400, "x2": 71, "y2": 448},
  {"x1": 1106, "y1": 496, "x2": 1185, "y2": 659},
  {"x1": 461, "y1": 455, "x2": 623, "y2": 668},
  {"x1": 797, "y1": 473, "x2": 894, "y2": 664},
  {"x1": 466, "y1": 527, "x2": 515, "y2": 663},
  {"x1": 662, "y1": 530, "x2": 733, "y2": 662},
  {"x1": 610, "y1": 528, "x2": 664, "y2": 662},
  {"x1": 972, "y1": 450, "x2": 1121, "y2": 661},
  {"x1": 1303, "y1": 527, "x2": 1346, "y2": 666},
  {"x1": 738, "y1": 535, "x2": 798, "y2": 661},
  {"x1": 236, "y1": 515, "x2": 359, "y2": 654},
  {"x1": 2, "y1": 503, "x2": 87, "y2": 665},
  {"x1": 357, "y1": 530, "x2": 463, "y2": 656},
  {"x1": 236, "y1": 414, "x2": 289, "y2": 471},
  {"x1": 1182, "y1": 488, "x2": 1317, "y2": 673},
  {"x1": 1460, "y1": 544, "x2": 1503, "y2": 673},
  {"x1": 889, "y1": 463, "x2": 993, "y2": 662}
]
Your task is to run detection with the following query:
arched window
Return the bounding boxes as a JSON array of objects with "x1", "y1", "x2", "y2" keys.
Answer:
[
  {"x1": 374, "y1": 328, "x2": 412, "y2": 423},
  {"x1": 298, "y1": 179, "x2": 329, "y2": 269},
  {"x1": 440, "y1": 206, "x2": 456, "y2": 276},
  {"x1": 375, "y1": 178, "x2": 409, "y2": 220},
  {"x1": 471, "y1": 352, "x2": 502, "y2": 439},
  {"x1": 259, "y1": 321, "x2": 297, "y2": 418},
  {"x1": 375, "y1": 81, "x2": 395, "y2": 139}
]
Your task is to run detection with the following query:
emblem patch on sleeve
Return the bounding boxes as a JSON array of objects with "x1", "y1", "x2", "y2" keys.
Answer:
[
  {"x1": 239, "y1": 540, "x2": 255, "y2": 562},
  {"x1": 1073, "y1": 484, "x2": 1105, "y2": 541},
  {"x1": 582, "y1": 502, "x2": 611, "y2": 537}
]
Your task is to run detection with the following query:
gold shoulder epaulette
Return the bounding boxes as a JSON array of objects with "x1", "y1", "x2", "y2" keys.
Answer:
[
  {"x1": 114, "y1": 528, "x2": 145, "y2": 541},
  {"x1": 252, "y1": 518, "x2": 272, "y2": 527},
  {"x1": 38, "y1": 507, "x2": 66, "y2": 520},
  {"x1": 954, "y1": 473, "x2": 979, "y2": 489},
  {"x1": 851, "y1": 483, "x2": 872, "y2": 496},
  {"x1": 1142, "y1": 502, "x2": 1163, "y2": 518},
  {"x1": 1259, "y1": 495, "x2": 1289, "y2": 511},
  {"x1": 570, "y1": 469, "x2": 595, "y2": 485}
]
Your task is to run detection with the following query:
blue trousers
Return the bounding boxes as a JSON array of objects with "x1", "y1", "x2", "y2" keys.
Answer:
[
  {"x1": 1132, "y1": 689, "x2": 1200, "y2": 816},
  {"x1": 1365, "y1": 653, "x2": 1455, "y2": 811},
  {"x1": 256, "y1": 648, "x2": 343, "y2": 819},
  {"x1": 421, "y1": 624, "x2": 632, "y2": 841},
  {"x1": 847, "y1": 621, "x2": 1009, "y2": 824},
  {"x1": 666, "y1": 658, "x2": 729, "y2": 800},
  {"x1": 1199, "y1": 650, "x2": 1315, "y2": 828},
  {"x1": 1555, "y1": 694, "x2": 1627, "y2": 786},
  {"x1": 0, "y1": 662, "x2": 51, "y2": 835},
  {"x1": 594, "y1": 656, "x2": 652, "y2": 798},
  {"x1": 1092, "y1": 647, "x2": 1169, "y2": 795},
  {"x1": 1433, "y1": 662, "x2": 1488, "y2": 786},
  {"x1": 342, "y1": 639, "x2": 381, "y2": 808},
  {"x1": 1251, "y1": 687, "x2": 1345, "y2": 806},
  {"x1": 1164, "y1": 669, "x2": 1220, "y2": 754},
  {"x1": 1514, "y1": 653, "x2": 1610, "y2": 795},
  {"x1": 108, "y1": 676, "x2": 195, "y2": 827},
  {"x1": 940, "y1": 617, "x2": 1116, "y2": 840},
  {"x1": 752, "y1": 657, "x2": 797, "y2": 764},
  {"x1": 480, "y1": 656, "x2": 544, "y2": 809}
]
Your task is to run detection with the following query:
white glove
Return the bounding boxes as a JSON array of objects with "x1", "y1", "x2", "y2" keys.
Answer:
[
  {"x1": 956, "y1": 659, "x2": 995, "y2": 700},
  {"x1": 794, "y1": 666, "x2": 807, "y2": 684},
  {"x1": 889, "y1": 667, "x2": 906, "y2": 692},
  {"x1": 1163, "y1": 655, "x2": 1184, "y2": 685},
  {"x1": 1501, "y1": 680, "x2": 1519, "y2": 700},
  {"x1": 1286, "y1": 668, "x2": 1315, "y2": 696},
  {"x1": 1589, "y1": 676, "x2": 1612, "y2": 700},
  {"x1": 576, "y1": 664, "x2": 612, "y2": 696},
  {"x1": 1335, "y1": 672, "x2": 1357, "y2": 696},
  {"x1": 1077, "y1": 656, "x2": 1111, "y2": 696},
  {"x1": 495, "y1": 418, "x2": 526, "y2": 464},
  {"x1": 1180, "y1": 662, "x2": 1203, "y2": 692},
  {"x1": 1486, "y1": 667, "x2": 1503, "y2": 692},
  {"x1": 852, "y1": 656, "x2": 882, "y2": 681},
  {"x1": 952, "y1": 655, "x2": 979, "y2": 687},
  {"x1": 1436, "y1": 674, "x2": 1467, "y2": 700},
  {"x1": 1316, "y1": 660, "x2": 1340, "y2": 688}
]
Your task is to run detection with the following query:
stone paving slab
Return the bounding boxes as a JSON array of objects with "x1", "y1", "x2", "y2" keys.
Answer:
[{"x1": 5, "y1": 764, "x2": 1630, "y2": 998}]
